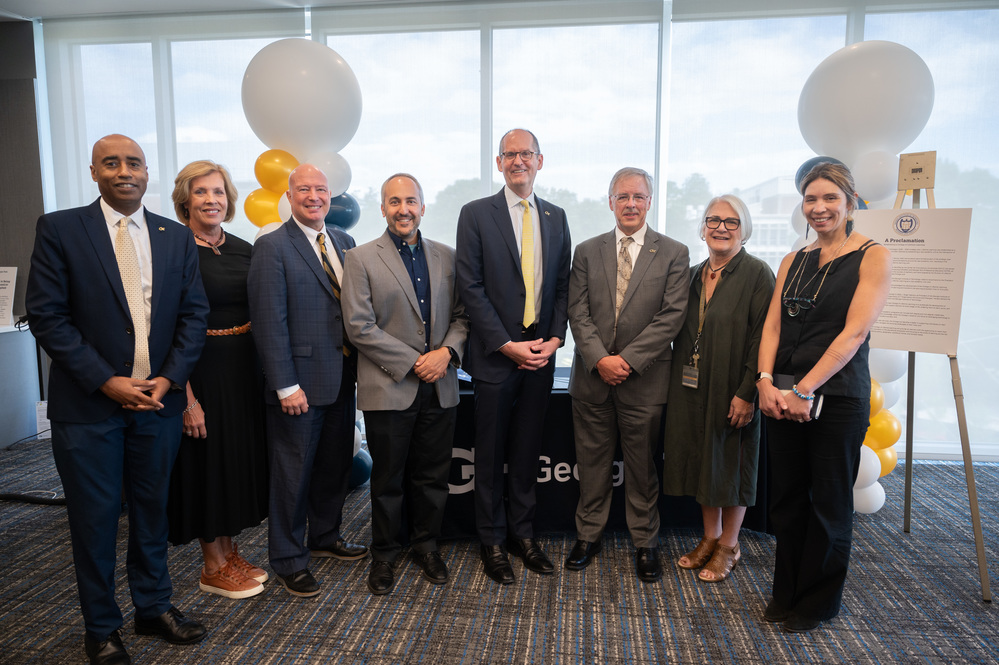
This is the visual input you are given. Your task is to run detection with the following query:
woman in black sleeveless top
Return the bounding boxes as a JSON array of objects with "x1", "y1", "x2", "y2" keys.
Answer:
[{"x1": 756, "y1": 162, "x2": 892, "y2": 633}]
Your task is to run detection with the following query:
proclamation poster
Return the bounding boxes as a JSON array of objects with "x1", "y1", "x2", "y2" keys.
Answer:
[{"x1": 853, "y1": 208, "x2": 972, "y2": 355}]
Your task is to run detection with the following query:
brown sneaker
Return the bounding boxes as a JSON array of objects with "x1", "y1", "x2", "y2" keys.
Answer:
[
  {"x1": 228, "y1": 542, "x2": 269, "y2": 583},
  {"x1": 200, "y1": 560, "x2": 264, "y2": 599}
]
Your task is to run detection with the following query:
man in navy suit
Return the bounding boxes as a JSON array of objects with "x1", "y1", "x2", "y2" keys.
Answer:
[
  {"x1": 456, "y1": 129, "x2": 571, "y2": 584},
  {"x1": 248, "y1": 164, "x2": 367, "y2": 598},
  {"x1": 26, "y1": 134, "x2": 209, "y2": 665}
]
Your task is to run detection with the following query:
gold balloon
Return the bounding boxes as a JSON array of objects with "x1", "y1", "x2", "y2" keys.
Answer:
[
  {"x1": 866, "y1": 409, "x2": 902, "y2": 451},
  {"x1": 255, "y1": 149, "x2": 300, "y2": 194},
  {"x1": 870, "y1": 379, "x2": 884, "y2": 417},
  {"x1": 244, "y1": 188, "x2": 282, "y2": 228},
  {"x1": 876, "y1": 445, "x2": 898, "y2": 477}
]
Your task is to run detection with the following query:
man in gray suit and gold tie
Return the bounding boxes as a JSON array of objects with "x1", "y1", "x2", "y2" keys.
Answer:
[
  {"x1": 564, "y1": 167, "x2": 689, "y2": 582},
  {"x1": 248, "y1": 164, "x2": 367, "y2": 599},
  {"x1": 342, "y1": 173, "x2": 468, "y2": 595}
]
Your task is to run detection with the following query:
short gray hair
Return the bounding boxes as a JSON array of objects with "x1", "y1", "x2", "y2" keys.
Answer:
[
  {"x1": 608, "y1": 167, "x2": 654, "y2": 198},
  {"x1": 380, "y1": 172, "x2": 425, "y2": 205},
  {"x1": 700, "y1": 194, "x2": 753, "y2": 242}
]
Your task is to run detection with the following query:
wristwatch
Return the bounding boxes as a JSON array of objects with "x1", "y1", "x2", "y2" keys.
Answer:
[{"x1": 755, "y1": 371, "x2": 774, "y2": 383}]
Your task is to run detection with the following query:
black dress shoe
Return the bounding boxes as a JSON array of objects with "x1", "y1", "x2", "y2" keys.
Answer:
[
  {"x1": 564, "y1": 539, "x2": 602, "y2": 571},
  {"x1": 415, "y1": 551, "x2": 449, "y2": 584},
  {"x1": 84, "y1": 629, "x2": 130, "y2": 665},
  {"x1": 480, "y1": 544, "x2": 515, "y2": 584},
  {"x1": 276, "y1": 569, "x2": 321, "y2": 597},
  {"x1": 311, "y1": 538, "x2": 369, "y2": 560},
  {"x1": 784, "y1": 614, "x2": 822, "y2": 633},
  {"x1": 508, "y1": 538, "x2": 554, "y2": 574},
  {"x1": 367, "y1": 561, "x2": 395, "y2": 595},
  {"x1": 134, "y1": 606, "x2": 207, "y2": 644},
  {"x1": 763, "y1": 599, "x2": 790, "y2": 623},
  {"x1": 635, "y1": 547, "x2": 662, "y2": 582}
]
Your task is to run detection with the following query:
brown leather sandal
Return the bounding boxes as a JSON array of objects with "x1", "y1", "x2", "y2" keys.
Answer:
[
  {"x1": 677, "y1": 537, "x2": 719, "y2": 570},
  {"x1": 698, "y1": 542, "x2": 740, "y2": 582}
]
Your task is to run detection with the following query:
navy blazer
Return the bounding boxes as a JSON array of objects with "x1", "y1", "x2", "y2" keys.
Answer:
[
  {"x1": 25, "y1": 198, "x2": 209, "y2": 423},
  {"x1": 455, "y1": 188, "x2": 571, "y2": 383},
  {"x1": 248, "y1": 219, "x2": 356, "y2": 406}
]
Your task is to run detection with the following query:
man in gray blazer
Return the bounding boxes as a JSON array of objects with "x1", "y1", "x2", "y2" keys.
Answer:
[
  {"x1": 342, "y1": 173, "x2": 468, "y2": 595},
  {"x1": 565, "y1": 167, "x2": 689, "y2": 582},
  {"x1": 248, "y1": 164, "x2": 367, "y2": 599}
]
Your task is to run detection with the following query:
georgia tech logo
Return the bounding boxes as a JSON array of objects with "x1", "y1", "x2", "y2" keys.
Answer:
[
  {"x1": 892, "y1": 212, "x2": 919, "y2": 236},
  {"x1": 448, "y1": 448, "x2": 624, "y2": 494}
]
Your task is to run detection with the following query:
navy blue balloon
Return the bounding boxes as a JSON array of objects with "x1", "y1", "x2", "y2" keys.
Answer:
[
  {"x1": 348, "y1": 448, "x2": 372, "y2": 489},
  {"x1": 795, "y1": 156, "x2": 845, "y2": 194},
  {"x1": 325, "y1": 192, "x2": 361, "y2": 231}
]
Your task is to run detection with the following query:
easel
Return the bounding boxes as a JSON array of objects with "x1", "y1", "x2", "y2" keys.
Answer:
[{"x1": 893, "y1": 150, "x2": 991, "y2": 602}]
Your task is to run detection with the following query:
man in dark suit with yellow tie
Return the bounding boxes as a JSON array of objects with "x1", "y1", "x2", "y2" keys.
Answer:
[
  {"x1": 456, "y1": 129, "x2": 572, "y2": 584},
  {"x1": 248, "y1": 164, "x2": 367, "y2": 599},
  {"x1": 26, "y1": 134, "x2": 209, "y2": 665}
]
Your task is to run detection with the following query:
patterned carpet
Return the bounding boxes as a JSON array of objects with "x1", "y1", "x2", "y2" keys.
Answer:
[{"x1": 0, "y1": 439, "x2": 996, "y2": 664}]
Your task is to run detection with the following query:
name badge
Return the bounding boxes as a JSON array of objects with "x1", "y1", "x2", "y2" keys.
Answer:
[{"x1": 681, "y1": 364, "x2": 699, "y2": 389}]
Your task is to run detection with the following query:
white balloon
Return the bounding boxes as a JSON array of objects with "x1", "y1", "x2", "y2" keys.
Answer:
[
  {"x1": 792, "y1": 233, "x2": 810, "y2": 251},
  {"x1": 307, "y1": 151, "x2": 352, "y2": 198},
  {"x1": 855, "y1": 445, "x2": 881, "y2": 490},
  {"x1": 854, "y1": 481, "x2": 886, "y2": 514},
  {"x1": 852, "y1": 150, "x2": 899, "y2": 203},
  {"x1": 254, "y1": 221, "x2": 284, "y2": 240},
  {"x1": 353, "y1": 426, "x2": 362, "y2": 456},
  {"x1": 277, "y1": 193, "x2": 291, "y2": 223},
  {"x1": 790, "y1": 206, "x2": 807, "y2": 235},
  {"x1": 881, "y1": 379, "x2": 902, "y2": 410},
  {"x1": 798, "y1": 41, "x2": 934, "y2": 166},
  {"x1": 242, "y1": 39, "x2": 362, "y2": 156},
  {"x1": 869, "y1": 348, "x2": 908, "y2": 384}
]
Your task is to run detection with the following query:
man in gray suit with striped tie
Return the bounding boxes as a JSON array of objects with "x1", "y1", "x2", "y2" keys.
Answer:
[{"x1": 248, "y1": 164, "x2": 368, "y2": 598}]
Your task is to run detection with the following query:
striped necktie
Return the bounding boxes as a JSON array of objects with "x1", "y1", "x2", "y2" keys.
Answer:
[
  {"x1": 115, "y1": 217, "x2": 151, "y2": 379},
  {"x1": 520, "y1": 200, "x2": 536, "y2": 328},
  {"x1": 317, "y1": 232, "x2": 353, "y2": 357}
]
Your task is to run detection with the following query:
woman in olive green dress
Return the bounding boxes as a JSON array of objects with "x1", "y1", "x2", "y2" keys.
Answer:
[{"x1": 663, "y1": 194, "x2": 775, "y2": 582}]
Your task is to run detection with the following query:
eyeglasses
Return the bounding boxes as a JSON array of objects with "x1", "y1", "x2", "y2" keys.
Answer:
[
  {"x1": 500, "y1": 150, "x2": 537, "y2": 161},
  {"x1": 705, "y1": 216, "x2": 741, "y2": 230},
  {"x1": 782, "y1": 296, "x2": 816, "y2": 317},
  {"x1": 614, "y1": 194, "x2": 649, "y2": 204}
]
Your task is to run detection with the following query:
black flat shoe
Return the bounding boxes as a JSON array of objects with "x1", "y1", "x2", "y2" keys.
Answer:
[
  {"x1": 84, "y1": 629, "x2": 130, "y2": 665},
  {"x1": 635, "y1": 547, "x2": 662, "y2": 582},
  {"x1": 784, "y1": 614, "x2": 822, "y2": 633},
  {"x1": 763, "y1": 600, "x2": 790, "y2": 623},
  {"x1": 564, "y1": 539, "x2": 602, "y2": 571},
  {"x1": 367, "y1": 561, "x2": 395, "y2": 595},
  {"x1": 508, "y1": 538, "x2": 554, "y2": 574},
  {"x1": 416, "y1": 551, "x2": 448, "y2": 584},
  {"x1": 480, "y1": 544, "x2": 515, "y2": 584},
  {"x1": 276, "y1": 569, "x2": 321, "y2": 597},
  {"x1": 311, "y1": 538, "x2": 369, "y2": 560},
  {"x1": 134, "y1": 606, "x2": 206, "y2": 644}
]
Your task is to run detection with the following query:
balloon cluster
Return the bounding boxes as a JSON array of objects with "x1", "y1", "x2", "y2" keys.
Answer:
[
  {"x1": 790, "y1": 40, "x2": 935, "y2": 248},
  {"x1": 854, "y1": 349, "x2": 908, "y2": 514},
  {"x1": 240, "y1": 39, "x2": 363, "y2": 234}
]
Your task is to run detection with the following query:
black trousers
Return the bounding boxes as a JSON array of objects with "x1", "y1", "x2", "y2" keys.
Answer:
[
  {"x1": 364, "y1": 382, "x2": 456, "y2": 562},
  {"x1": 766, "y1": 395, "x2": 869, "y2": 621}
]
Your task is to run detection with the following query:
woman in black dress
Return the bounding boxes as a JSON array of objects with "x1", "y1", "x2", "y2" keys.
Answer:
[
  {"x1": 168, "y1": 160, "x2": 268, "y2": 599},
  {"x1": 757, "y1": 162, "x2": 891, "y2": 632}
]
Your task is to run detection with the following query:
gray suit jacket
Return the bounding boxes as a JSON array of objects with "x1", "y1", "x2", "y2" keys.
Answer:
[
  {"x1": 342, "y1": 230, "x2": 468, "y2": 411},
  {"x1": 248, "y1": 219, "x2": 355, "y2": 406},
  {"x1": 568, "y1": 226, "x2": 689, "y2": 405}
]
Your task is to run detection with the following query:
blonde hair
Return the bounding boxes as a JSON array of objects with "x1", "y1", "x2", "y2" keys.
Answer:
[{"x1": 172, "y1": 160, "x2": 238, "y2": 224}]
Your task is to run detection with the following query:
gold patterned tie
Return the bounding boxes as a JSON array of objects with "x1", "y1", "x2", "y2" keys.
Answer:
[
  {"x1": 317, "y1": 232, "x2": 353, "y2": 357},
  {"x1": 115, "y1": 217, "x2": 151, "y2": 379},
  {"x1": 520, "y1": 200, "x2": 536, "y2": 328},
  {"x1": 616, "y1": 236, "x2": 634, "y2": 322}
]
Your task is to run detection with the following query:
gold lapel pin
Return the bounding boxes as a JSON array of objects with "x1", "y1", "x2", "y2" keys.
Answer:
[
  {"x1": 158, "y1": 226, "x2": 165, "y2": 231},
  {"x1": 544, "y1": 211, "x2": 550, "y2": 216},
  {"x1": 649, "y1": 248, "x2": 657, "y2": 253}
]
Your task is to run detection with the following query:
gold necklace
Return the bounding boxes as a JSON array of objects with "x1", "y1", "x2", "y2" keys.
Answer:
[{"x1": 782, "y1": 233, "x2": 850, "y2": 317}]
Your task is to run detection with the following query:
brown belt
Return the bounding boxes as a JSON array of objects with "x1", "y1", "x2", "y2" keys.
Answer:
[{"x1": 206, "y1": 322, "x2": 252, "y2": 336}]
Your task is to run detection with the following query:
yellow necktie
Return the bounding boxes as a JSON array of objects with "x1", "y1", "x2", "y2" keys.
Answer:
[
  {"x1": 317, "y1": 233, "x2": 353, "y2": 358},
  {"x1": 520, "y1": 200, "x2": 536, "y2": 328},
  {"x1": 115, "y1": 217, "x2": 151, "y2": 379}
]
